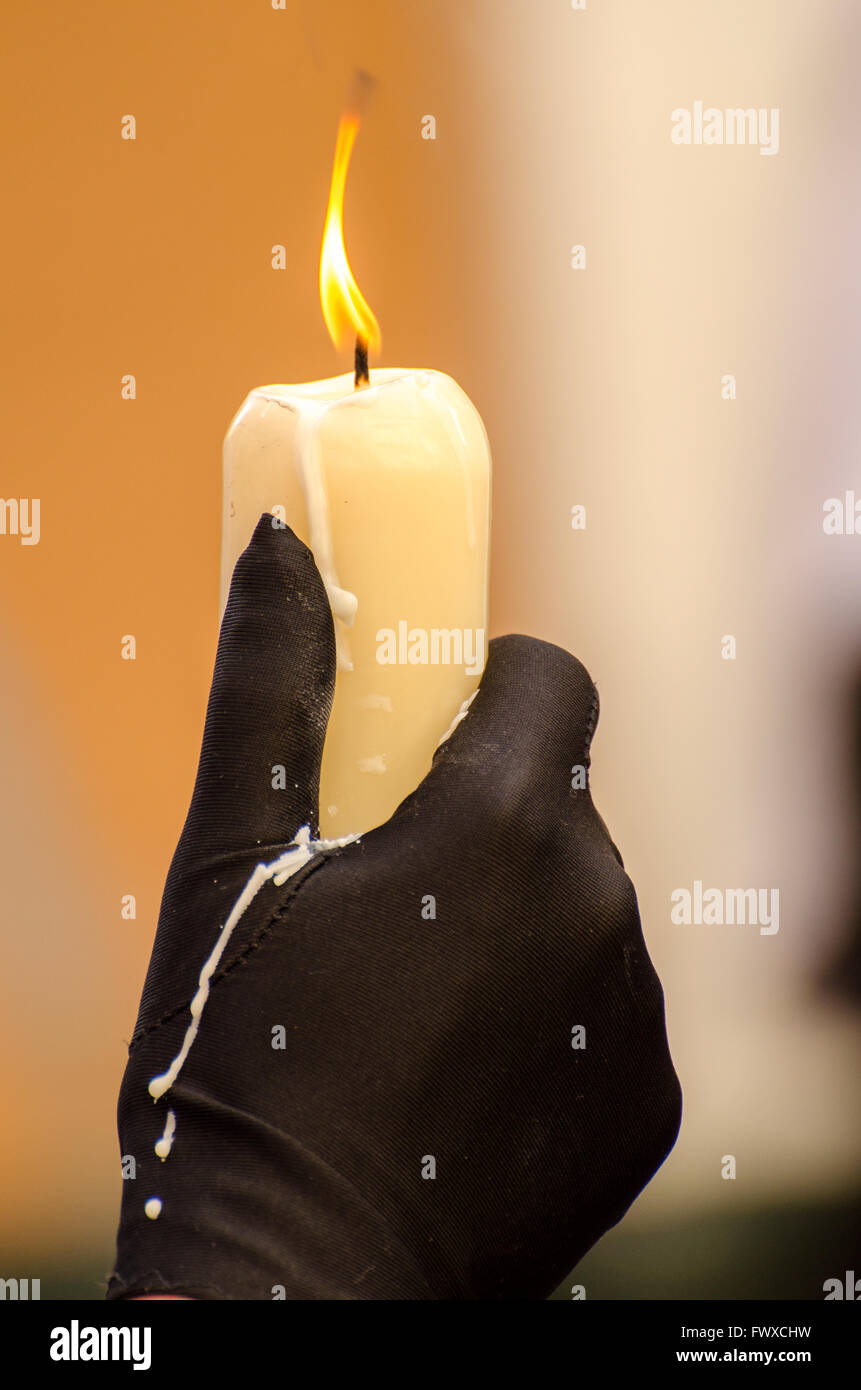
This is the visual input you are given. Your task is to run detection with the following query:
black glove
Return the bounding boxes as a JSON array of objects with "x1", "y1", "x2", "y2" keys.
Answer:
[{"x1": 106, "y1": 514, "x2": 681, "y2": 1301}]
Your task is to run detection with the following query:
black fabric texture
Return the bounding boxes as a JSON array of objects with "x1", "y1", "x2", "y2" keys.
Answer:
[{"x1": 106, "y1": 514, "x2": 682, "y2": 1301}]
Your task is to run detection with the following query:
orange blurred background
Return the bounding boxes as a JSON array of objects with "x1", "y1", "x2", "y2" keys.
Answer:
[{"x1": 1, "y1": 0, "x2": 859, "y2": 1297}]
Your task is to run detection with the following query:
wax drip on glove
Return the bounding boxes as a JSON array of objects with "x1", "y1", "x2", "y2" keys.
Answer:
[{"x1": 106, "y1": 513, "x2": 682, "y2": 1302}]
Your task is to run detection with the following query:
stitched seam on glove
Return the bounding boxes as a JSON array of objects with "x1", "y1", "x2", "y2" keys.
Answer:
[
  {"x1": 583, "y1": 687, "x2": 599, "y2": 760},
  {"x1": 128, "y1": 849, "x2": 338, "y2": 1050}
]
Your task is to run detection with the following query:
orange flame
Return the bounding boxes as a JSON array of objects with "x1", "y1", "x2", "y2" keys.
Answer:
[{"x1": 319, "y1": 110, "x2": 381, "y2": 356}]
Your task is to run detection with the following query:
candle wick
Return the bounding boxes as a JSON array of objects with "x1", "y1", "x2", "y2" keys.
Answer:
[{"x1": 354, "y1": 335, "x2": 369, "y2": 389}]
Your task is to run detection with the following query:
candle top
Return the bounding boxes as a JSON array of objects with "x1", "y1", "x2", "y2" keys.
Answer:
[{"x1": 250, "y1": 367, "x2": 447, "y2": 407}]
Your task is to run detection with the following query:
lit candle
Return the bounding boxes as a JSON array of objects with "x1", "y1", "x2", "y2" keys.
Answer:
[{"x1": 221, "y1": 95, "x2": 491, "y2": 838}]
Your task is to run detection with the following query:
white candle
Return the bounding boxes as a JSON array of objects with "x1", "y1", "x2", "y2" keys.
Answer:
[
  {"x1": 221, "y1": 90, "x2": 491, "y2": 836},
  {"x1": 221, "y1": 367, "x2": 490, "y2": 837}
]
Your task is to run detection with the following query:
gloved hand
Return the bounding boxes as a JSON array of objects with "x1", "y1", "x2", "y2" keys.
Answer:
[{"x1": 107, "y1": 514, "x2": 682, "y2": 1302}]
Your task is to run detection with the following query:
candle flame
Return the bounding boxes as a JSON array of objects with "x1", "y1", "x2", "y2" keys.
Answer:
[{"x1": 319, "y1": 110, "x2": 381, "y2": 356}]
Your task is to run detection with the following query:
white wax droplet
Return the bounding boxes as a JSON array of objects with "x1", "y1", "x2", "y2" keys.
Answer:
[
  {"x1": 436, "y1": 690, "x2": 478, "y2": 749},
  {"x1": 327, "y1": 805, "x2": 338, "y2": 816},
  {"x1": 145, "y1": 1197, "x2": 163, "y2": 1221},
  {"x1": 358, "y1": 755, "x2": 387, "y2": 775},
  {"x1": 329, "y1": 585, "x2": 358, "y2": 625},
  {"x1": 155, "y1": 1109, "x2": 176, "y2": 1161},
  {"x1": 291, "y1": 402, "x2": 357, "y2": 670},
  {"x1": 147, "y1": 826, "x2": 361, "y2": 1103}
]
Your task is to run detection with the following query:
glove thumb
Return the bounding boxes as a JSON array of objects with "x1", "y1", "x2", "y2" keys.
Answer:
[{"x1": 180, "y1": 513, "x2": 336, "y2": 859}]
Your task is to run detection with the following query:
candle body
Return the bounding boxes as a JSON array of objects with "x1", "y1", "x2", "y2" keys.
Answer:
[{"x1": 221, "y1": 368, "x2": 491, "y2": 837}]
